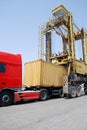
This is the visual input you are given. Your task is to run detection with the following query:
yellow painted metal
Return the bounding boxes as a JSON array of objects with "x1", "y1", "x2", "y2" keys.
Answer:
[
  {"x1": 52, "y1": 5, "x2": 70, "y2": 16},
  {"x1": 43, "y1": 5, "x2": 87, "y2": 76},
  {"x1": 75, "y1": 60, "x2": 87, "y2": 74}
]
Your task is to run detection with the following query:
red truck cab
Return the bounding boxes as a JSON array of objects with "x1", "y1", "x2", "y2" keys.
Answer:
[
  {"x1": 0, "y1": 52, "x2": 40, "y2": 107},
  {"x1": 0, "y1": 51, "x2": 22, "y2": 90},
  {"x1": 0, "y1": 51, "x2": 22, "y2": 106}
]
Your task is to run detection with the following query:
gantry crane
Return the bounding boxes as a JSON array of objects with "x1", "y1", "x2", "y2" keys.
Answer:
[{"x1": 40, "y1": 5, "x2": 87, "y2": 97}]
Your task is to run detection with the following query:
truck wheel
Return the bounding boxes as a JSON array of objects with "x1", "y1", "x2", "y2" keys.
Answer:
[
  {"x1": 70, "y1": 86, "x2": 76, "y2": 98},
  {"x1": 76, "y1": 86, "x2": 81, "y2": 97},
  {"x1": 59, "y1": 89, "x2": 64, "y2": 98},
  {"x1": 84, "y1": 89, "x2": 87, "y2": 95},
  {"x1": 0, "y1": 91, "x2": 14, "y2": 107},
  {"x1": 40, "y1": 89, "x2": 48, "y2": 101}
]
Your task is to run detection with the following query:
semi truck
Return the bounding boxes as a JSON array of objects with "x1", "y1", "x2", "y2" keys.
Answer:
[{"x1": 0, "y1": 51, "x2": 68, "y2": 107}]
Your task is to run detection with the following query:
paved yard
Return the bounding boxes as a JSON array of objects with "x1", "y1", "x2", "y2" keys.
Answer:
[{"x1": 0, "y1": 95, "x2": 87, "y2": 130}]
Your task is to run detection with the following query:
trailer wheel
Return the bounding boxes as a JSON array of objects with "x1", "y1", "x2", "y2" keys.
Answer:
[
  {"x1": 0, "y1": 90, "x2": 14, "y2": 107},
  {"x1": 76, "y1": 86, "x2": 81, "y2": 97},
  {"x1": 70, "y1": 86, "x2": 76, "y2": 98},
  {"x1": 59, "y1": 89, "x2": 64, "y2": 98},
  {"x1": 40, "y1": 89, "x2": 48, "y2": 101}
]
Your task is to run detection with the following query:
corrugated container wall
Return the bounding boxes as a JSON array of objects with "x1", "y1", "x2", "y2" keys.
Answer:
[{"x1": 24, "y1": 60, "x2": 67, "y2": 88}]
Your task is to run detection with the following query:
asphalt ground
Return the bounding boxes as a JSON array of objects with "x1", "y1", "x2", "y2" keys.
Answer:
[{"x1": 0, "y1": 94, "x2": 87, "y2": 130}]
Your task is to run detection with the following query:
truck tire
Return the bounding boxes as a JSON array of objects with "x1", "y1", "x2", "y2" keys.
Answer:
[
  {"x1": 84, "y1": 88, "x2": 87, "y2": 95},
  {"x1": 40, "y1": 89, "x2": 48, "y2": 101},
  {"x1": 59, "y1": 89, "x2": 64, "y2": 98},
  {"x1": 76, "y1": 86, "x2": 81, "y2": 97},
  {"x1": 84, "y1": 84, "x2": 87, "y2": 95},
  {"x1": 0, "y1": 90, "x2": 14, "y2": 107},
  {"x1": 70, "y1": 86, "x2": 76, "y2": 98}
]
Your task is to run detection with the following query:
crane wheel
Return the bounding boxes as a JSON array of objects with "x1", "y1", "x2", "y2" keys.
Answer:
[
  {"x1": 0, "y1": 90, "x2": 14, "y2": 107},
  {"x1": 70, "y1": 86, "x2": 76, "y2": 98},
  {"x1": 84, "y1": 90, "x2": 87, "y2": 95},
  {"x1": 84, "y1": 87, "x2": 87, "y2": 95},
  {"x1": 76, "y1": 86, "x2": 81, "y2": 97}
]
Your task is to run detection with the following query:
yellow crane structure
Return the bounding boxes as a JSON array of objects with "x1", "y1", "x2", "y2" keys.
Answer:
[{"x1": 40, "y1": 5, "x2": 87, "y2": 97}]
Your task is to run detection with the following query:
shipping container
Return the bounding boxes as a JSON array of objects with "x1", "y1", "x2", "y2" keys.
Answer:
[{"x1": 24, "y1": 60, "x2": 67, "y2": 87}]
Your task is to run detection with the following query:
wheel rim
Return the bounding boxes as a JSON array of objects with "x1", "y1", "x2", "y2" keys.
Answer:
[
  {"x1": 40, "y1": 90, "x2": 47, "y2": 101},
  {"x1": 2, "y1": 95, "x2": 10, "y2": 103},
  {"x1": 76, "y1": 86, "x2": 81, "y2": 97},
  {"x1": 71, "y1": 86, "x2": 76, "y2": 98},
  {"x1": 0, "y1": 91, "x2": 13, "y2": 106},
  {"x1": 41, "y1": 92, "x2": 47, "y2": 100}
]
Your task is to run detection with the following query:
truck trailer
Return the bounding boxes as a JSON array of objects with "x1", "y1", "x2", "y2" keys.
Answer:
[{"x1": 24, "y1": 59, "x2": 68, "y2": 99}]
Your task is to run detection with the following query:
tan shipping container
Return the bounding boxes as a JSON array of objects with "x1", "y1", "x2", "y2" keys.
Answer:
[{"x1": 24, "y1": 60, "x2": 67, "y2": 87}]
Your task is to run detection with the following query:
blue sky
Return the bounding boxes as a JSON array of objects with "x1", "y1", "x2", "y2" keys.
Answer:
[{"x1": 0, "y1": 0, "x2": 87, "y2": 66}]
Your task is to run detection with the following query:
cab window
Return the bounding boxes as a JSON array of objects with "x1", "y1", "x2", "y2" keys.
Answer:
[{"x1": 0, "y1": 63, "x2": 6, "y2": 73}]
